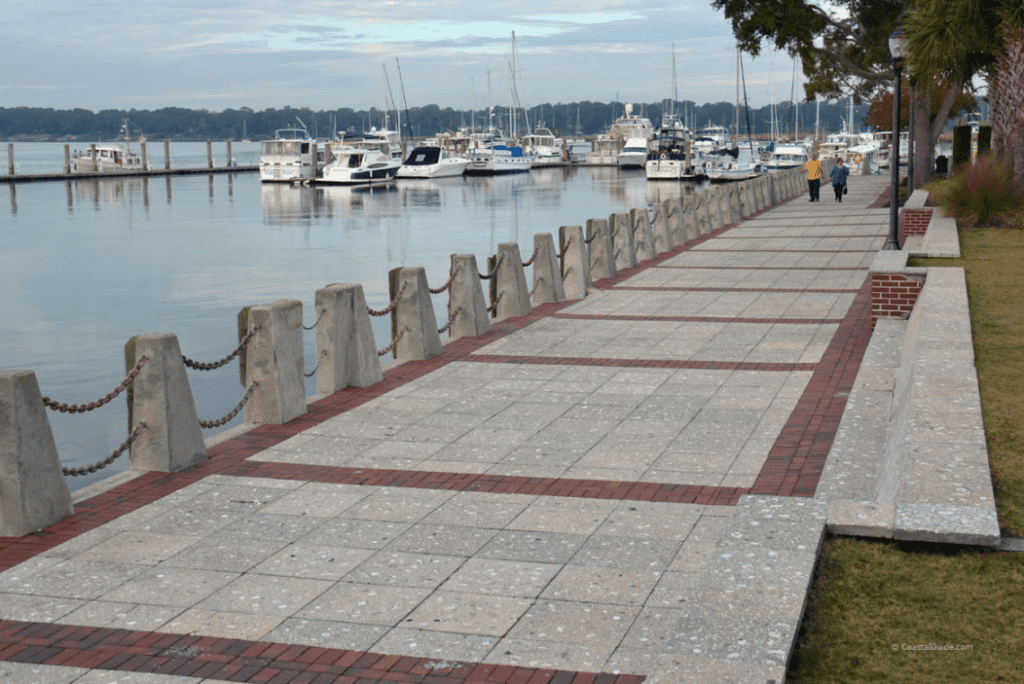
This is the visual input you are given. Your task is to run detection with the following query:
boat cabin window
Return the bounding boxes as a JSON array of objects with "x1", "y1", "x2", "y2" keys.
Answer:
[{"x1": 347, "y1": 154, "x2": 364, "y2": 168}]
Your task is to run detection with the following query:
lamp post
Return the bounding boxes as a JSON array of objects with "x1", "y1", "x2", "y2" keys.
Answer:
[{"x1": 886, "y1": 27, "x2": 909, "y2": 250}]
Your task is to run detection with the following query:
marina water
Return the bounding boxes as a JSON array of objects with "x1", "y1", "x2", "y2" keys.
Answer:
[{"x1": 2, "y1": 142, "x2": 707, "y2": 490}]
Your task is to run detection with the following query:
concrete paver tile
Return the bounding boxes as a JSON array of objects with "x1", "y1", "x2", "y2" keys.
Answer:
[
  {"x1": 506, "y1": 600, "x2": 640, "y2": 646},
  {"x1": 0, "y1": 662, "x2": 88, "y2": 684},
  {"x1": 540, "y1": 566, "x2": 662, "y2": 605},
  {"x1": 295, "y1": 582, "x2": 430, "y2": 624},
  {"x1": 372, "y1": 627, "x2": 499, "y2": 661},
  {"x1": 439, "y1": 558, "x2": 560, "y2": 597},
  {"x1": 158, "y1": 608, "x2": 284, "y2": 641},
  {"x1": 401, "y1": 591, "x2": 533, "y2": 635},
  {"x1": 260, "y1": 617, "x2": 387, "y2": 650},
  {"x1": 508, "y1": 498, "x2": 619, "y2": 534},
  {"x1": 251, "y1": 544, "x2": 376, "y2": 580},
  {"x1": 101, "y1": 567, "x2": 240, "y2": 607},
  {"x1": 485, "y1": 637, "x2": 616, "y2": 672},
  {"x1": 477, "y1": 530, "x2": 588, "y2": 564},
  {"x1": 345, "y1": 551, "x2": 466, "y2": 588},
  {"x1": 60, "y1": 600, "x2": 183, "y2": 631}
]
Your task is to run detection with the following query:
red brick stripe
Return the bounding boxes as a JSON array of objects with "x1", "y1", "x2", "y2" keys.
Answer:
[
  {"x1": 654, "y1": 265, "x2": 869, "y2": 271},
  {"x1": 749, "y1": 278, "x2": 874, "y2": 497},
  {"x1": 0, "y1": 620, "x2": 644, "y2": 684}
]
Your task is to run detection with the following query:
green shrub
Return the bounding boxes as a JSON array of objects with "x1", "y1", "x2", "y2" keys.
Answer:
[{"x1": 925, "y1": 156, "x2": 1024, "y2": 227}]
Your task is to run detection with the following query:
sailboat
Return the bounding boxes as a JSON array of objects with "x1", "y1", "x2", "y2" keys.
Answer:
[{"x1": 706, "y1": 49, "x2": 762, "y2": 181}]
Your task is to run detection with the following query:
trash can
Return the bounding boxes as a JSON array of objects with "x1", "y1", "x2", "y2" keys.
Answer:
[{"x1": 935, "y1": 155, "x2": 948, "y2": 174}]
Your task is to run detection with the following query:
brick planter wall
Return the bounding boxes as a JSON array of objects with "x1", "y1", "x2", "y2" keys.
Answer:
[
  {"x1": 871, "y1": 272, "x2": 926, "y2": 327},
  {"x1": 899, "y1": 208, "x2": 933, "y2": 248}
]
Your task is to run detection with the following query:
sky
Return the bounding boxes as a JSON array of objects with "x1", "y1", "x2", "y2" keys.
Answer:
[{"x1": 2, "y1": 1, "x2": 807, "y2": 114}]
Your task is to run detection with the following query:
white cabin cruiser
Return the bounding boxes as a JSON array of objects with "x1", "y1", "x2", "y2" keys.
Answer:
[
  {"x1": 645, "y1": 135, "x2": 706, "y2": 180},
  {"x1": 520, "y1": 127, "x2": 563, "y2": 166},
  {"x1": 396, "y1": 146, "x2": 470, "y2": 178},
  {"x1": 763, "y1": 143, "x2": 810, "y2": 171},
  {"x1": 70, "y1": 119, "x2": 151, "y2": 174},
  {"x1": 260, "y1": 120, "x2": 320, "y2": 182},
  {"x1": 617, "y1": 137, "x2": 650, "y2": 169},
  {"x1": 318, "y1": 146, "x2": 400, "y2": 185}
]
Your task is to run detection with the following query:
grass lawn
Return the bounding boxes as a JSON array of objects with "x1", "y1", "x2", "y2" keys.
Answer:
[{"x1": 786, "y1": 227, "x2": 1024, "y2": 683}]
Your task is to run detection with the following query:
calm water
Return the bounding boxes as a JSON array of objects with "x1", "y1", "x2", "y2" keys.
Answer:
[{"x1": 2, "y1": 142, "x2": 706, "y2": 490}]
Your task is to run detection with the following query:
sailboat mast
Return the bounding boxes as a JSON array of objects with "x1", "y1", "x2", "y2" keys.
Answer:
[{"x1": 735, "y1": 48, "x2": 740, "y2": 144}]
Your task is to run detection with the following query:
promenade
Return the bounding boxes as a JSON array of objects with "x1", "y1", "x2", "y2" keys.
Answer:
[{"x1": 0, "y1": 174, "x2": 945, "y2": 684}]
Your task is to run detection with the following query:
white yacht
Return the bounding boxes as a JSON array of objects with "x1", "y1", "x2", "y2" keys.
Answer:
[
  {"x1": 520, "y1": 127, "x2": 563, "y2": 166},
  {"x1": 70, "y1": 119, "x2": 151, "y2": 174},
  {"x1": 617, "y1": 137, "x2": 650, "y2": 169},
  {"x1": 692, "y1": 123, "x2": 731, "y2": 153},
  {"x1": 586, "y1": 104, "x2": 655, "y2": 164},
  {"x1": 396, "y1": 146, "x2": 470, "y2": 178},
  {"x1": 318, "y1": 145, "x2": 400, "y2": 185},
  {"x1": 645, "y1": 134, "x2": 706, "y2": 180},
  {"x1": 763, "y1": 143, "x2": 810, "y2": 171},
  {"x1": 259, "y1": 120, "x2": 320, "y2": 182},
  {"x1": 464, "y1": 127, "x2": 534, "y2": 175}
]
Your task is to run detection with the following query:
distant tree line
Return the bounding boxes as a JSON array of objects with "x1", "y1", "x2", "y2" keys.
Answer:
[{"x1": 0, "y1": 100, "x2": 882, "y2": 142}]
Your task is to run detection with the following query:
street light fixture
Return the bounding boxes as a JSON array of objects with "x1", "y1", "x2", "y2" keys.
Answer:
[{"x1": 886, "y1": 27, "x2": 909, "y2": 250}]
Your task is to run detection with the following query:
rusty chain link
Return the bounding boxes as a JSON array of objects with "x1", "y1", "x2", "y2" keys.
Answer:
[
  {"x1": 556, "y1": 235, "x2": 573, "y2": 259},
  {"x1": 438, "y1": 307, "x2": 463, "y2": 335},
  {"x1": 428, "y1": 265, "x2": 460, "y2": 294},
  {"x1": 182, "y1": 326, "x2": 261, "y2": 371},
  {"x1": 303, "y1": 309, "x2": 327, "y2": 330},
  {"x1": 368, "y1": 281, "x2": 408, "y2": 316},
  {"x1": 478, "y1": 253, "x2": 505, "y2": 280},
  {"x1": 521, "y1": 246, "x2": 541, "y2": 267},
  {"x1": 199, "y1": 382, "x2": 259, "y2": 429},
  {"x1": 43, "y1": 356, "x2": 149, "y2": 414},
  {"x1": 378, "y1": 327, "x2": 406, "y2": 357},
  {"x1": 62, "y1": 422, "x2": 148, "y2": 477},
  {"x1": 487, "y1": 290, "x2": 504, "y2": 314},
  {"x1": 584, "y1": 231, "x2": 598, "y2": 244}
]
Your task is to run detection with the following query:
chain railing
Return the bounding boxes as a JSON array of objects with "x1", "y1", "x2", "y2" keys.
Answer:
[
  {"x1": 62, "y1": 422, "x2": 148, "y2": 477},
  {"x1": 378, "y1": 327, "x2": 406, "y2": 357},
  {"x1": 428, "y1": 266, "x2": 460, "y2": 294},
  {"x1": 478, "y1": 253, "x2": 505, "y2": 280},
  {"x1": 182, "y1": 326, "x2": 261, "y2": 371},
  {"x1": 42, "y1": 356, "x2": 148, "y2": 414},
  {"x1": 487, "y1": 290, "x2": 504, "y2": 315},
  {"x1": 556, "y1": 235, "x2": 573, "y2": 259},
  {"x1": 521, "y1": 246, "x2": 540, "y2": 267},
  {"x1": 199, "y1": 382, "x2": 259, "y2": 429},
  {"x1": 303, "y1": 309, "x2": 327, "y2": 330},
  {"x1": 304, "y1": 351, "x2": 325, "y2": 378},
  {"x1": 368, "y1": 281, "x2": 408, "y2": 316},
  {"x1": 438, "y1": 307, "x2": 462, "y2": 335},
  {"x1": 584, "y1": 231, "x2": 598, "y2": 244}
]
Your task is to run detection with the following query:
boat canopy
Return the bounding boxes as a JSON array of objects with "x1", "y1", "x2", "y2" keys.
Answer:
[{"x1": 404, "y1": 147, "x2": 442, "y2": 166}]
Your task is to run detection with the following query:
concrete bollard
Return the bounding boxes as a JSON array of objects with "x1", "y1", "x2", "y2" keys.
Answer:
[
  {"x1": 708, "y1": 187, "x2": 726, "y2": 230},
  {"x1": 630, "y1": 207, "x2": 656, "y2": 262},
  {"x1": 738, "y1": 181, "x2": 752, "y2": 218},
  {"x1": 559, "y1": 225, "x2": 591, "y2": 300},
  {"x1": 650, "y1": 201, "x2": 671, "y2": 254},
  {"x1": 125, "y1": 333, "x2": 207, "y2": 473},
  {"x1": 390, "y1": 266, "x2": 443, "y2": 361},
  {"x1": 665, "y1": 197, "x2": 687, "y2": 246},
  {"x1": 0, "y1": 370, "x2": 74, "y2": 536},
  {"x1": 610, "y1": 212, "x2": 637, "y2": 271},
  {"x1": 586, "y1": 217, "x2": 616, "y2": 280},
  {"x1": 693, "y1": 193, "x2": 713, "y2": 236},
  {"x1": 449, "y1": 254, "x2": 491, "y2": 339},
  {"x1": 315, "y1": 284, "x2": 383, "y2": 391},
  {"x1": 726, "y1": 183, "x2": 742, "y2": 224},
  {"x1": 680, "y1": 195, "x2": 699, "y2": 241},
  {"x1": 492, "y1": 242, "x2": 533, "y2": 320},
  {"x1": 243, "y1": 299, "x2": 306, "y2": 425},
  {"x1": 531, "y1": 233, "x2": 565, "y2": 305}
]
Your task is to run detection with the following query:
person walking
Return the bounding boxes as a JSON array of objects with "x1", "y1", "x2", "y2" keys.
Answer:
[
  {"x1": 829, "y1": 156, "x2": 850, "y2": 202},
  {"x1": 804, "y1": 153, "x2": 823, "y2": 201}
]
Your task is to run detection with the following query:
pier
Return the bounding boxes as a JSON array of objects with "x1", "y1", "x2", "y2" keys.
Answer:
[{"x1": 0, "y1": 170, "x2": 1003, "y2": 684}]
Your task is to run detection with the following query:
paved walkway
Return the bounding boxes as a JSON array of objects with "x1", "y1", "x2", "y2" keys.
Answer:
[{"x1": 1, "y1": 176, "x2": 893, "y2": 684}]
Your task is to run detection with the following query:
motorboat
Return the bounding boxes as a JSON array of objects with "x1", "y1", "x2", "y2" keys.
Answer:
[
  {"x1": 586, "y1": 103, "x2": 654, "y2": 164},
  {"x1": 396, "y1": 146, "x2": 470, "y2": 178},
  {"x1": 617, "y1": 137, "x2": 650, "y2": 169},
  {"x1": 763, "y1": 143, "x2": 810, "y2": 171},
  {"x1": 520, "y1": 127, "x2": 564, "y2": 166},
  {"x1": 692, "y1": 123, "x2": 731, "y2": 153},
  {"x1": 464, "y1": 127, "x2": 534, "y2": 175},
  {"x1": 317, "y1": 145, "x2": 400, "y2": 185},
  {"x1": 70, "y1": 119, "x2": 151, "y2": 174},
  {"x1": 645, "y1": 135, "x2": 706, "y2": 180},
  {"x1": 352, "y1": 126, "x2": 403, "y2": 161},
  {"x1": 464, "y1": 144, "x2": 535, "y2": 175},
  {"x1": 705, "y1": 149, "x2": 761, "y2": 181},
  {"x1": 259, "y1": 119, "x2": 320, "y2": 182}
]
